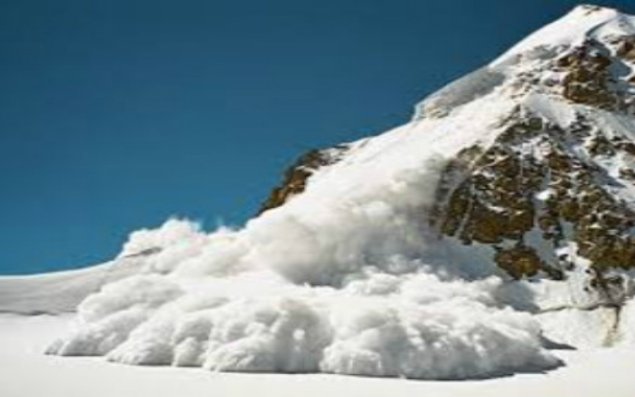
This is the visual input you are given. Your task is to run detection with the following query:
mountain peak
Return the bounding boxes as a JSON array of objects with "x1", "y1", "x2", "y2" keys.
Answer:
[
  {"x1": 492, "y1": 4, "x2": 632, "y2": 67},
  {"x1": 413, "y1": 4, "x2": 635, "y2": 121}
]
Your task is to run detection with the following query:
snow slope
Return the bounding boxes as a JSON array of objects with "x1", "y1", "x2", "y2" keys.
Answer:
[
  {"x1": 492, "y1": 4, "x2": 635, "y2": 67},
  {"x1": 3, "y1": 4, "x2": 635, "y2": 386},
  {"x1": 0, "y1": 257, "x2": 147, "y2": 314}
]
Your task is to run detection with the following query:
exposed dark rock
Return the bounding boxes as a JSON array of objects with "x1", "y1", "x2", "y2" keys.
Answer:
[
  {"x1": 558, "y1": 40, "x2": 618, "y2": 110},
  {"x1": 495, "y1": 245, "x2": 550, "y2": 280},
  {"x1": 432, "y1": 111, "x2": 635, "y2": 281},
  {"x1": 616, "y1": 36, "x2": 635, "y2": 62},
  {"x1": 259, "y1": 146, "x2": 348, "y2": 214}
]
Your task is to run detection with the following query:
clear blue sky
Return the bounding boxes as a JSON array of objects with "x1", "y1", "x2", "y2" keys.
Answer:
[{"x1": 1, "y1": 0, "x2": 633, "y2": 274}]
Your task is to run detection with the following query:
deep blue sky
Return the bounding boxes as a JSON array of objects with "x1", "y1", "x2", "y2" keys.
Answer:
[{"x1": 2, "y1": 0, "x2": 634, "y2": 274}]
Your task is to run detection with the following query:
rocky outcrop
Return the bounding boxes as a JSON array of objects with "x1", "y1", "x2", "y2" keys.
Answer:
[
  {"x1": 554, "y1": 35, "x2": 635, "y2": 113},
  {"x1": 558, "y1": 40, "x2": 617, "y2": 109},
  {"x1": 431, "y1": 108, "x2": 635, "y2": 311},
  {"x1": 259, "y1": 146, "x2": 348, "y2": 214}
]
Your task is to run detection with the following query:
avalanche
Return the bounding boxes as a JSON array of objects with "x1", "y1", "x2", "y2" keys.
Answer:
[
  {"x1": 47, "y1": 97, "x2": 558, "y2": 379},
  {"x1": 45, "y1": 4, "x2": 635, "y2": 380}
]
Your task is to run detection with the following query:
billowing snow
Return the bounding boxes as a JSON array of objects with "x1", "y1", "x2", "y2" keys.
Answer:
[
  {"x1": 41, "y1": 91, "x2": 569, "y2": 379},
  {"x1": 45, "y1": 80, "x2": 635, "y2": 377},
  {"x1": 3, "y1": 314, "x2": 635, "y2": 397}
]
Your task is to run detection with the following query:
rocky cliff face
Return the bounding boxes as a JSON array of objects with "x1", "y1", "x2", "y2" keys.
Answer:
[
  {"x1": 260, "y1": 5, "x2": 635, "y2": 343},
  {"x1": 429, "y1": 5, "x2": 635, "y2": 314},
  {"x1": 431, "y1": 108, "x2": 635, "y2": 304}
]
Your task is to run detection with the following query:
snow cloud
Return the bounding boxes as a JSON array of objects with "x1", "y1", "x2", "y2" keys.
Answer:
[{"x1": 47, "y1": 111, "x2": 563, "y2": 379}]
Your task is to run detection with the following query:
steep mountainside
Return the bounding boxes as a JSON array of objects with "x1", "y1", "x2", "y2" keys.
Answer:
[
  {"x1": 261, "y1": 4, "x2": 635, "y2": 341},
  {"x1": 37, "y1": 4, "x2": 635, "y2": 380}
]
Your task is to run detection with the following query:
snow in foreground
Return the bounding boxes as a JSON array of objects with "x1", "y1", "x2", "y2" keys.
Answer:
[{"x1": 2, "y1": 314, "x2": 634, "y2": 397}]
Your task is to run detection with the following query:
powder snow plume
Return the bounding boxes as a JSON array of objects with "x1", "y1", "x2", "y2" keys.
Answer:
[
  {"x1": 46, "y1": 5, "x2": 635, "y2": 379},
  {"x1": 46, "y1": 104, "x2": 559, "y2": 379}
]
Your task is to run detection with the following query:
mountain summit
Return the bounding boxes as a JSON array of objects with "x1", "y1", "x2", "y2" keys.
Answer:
[{"x1": 44, "y1": 5, "x2": 635, "y2": 379}]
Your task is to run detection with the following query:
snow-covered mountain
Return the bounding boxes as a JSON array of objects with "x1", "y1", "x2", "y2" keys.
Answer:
[{"x1": 6, "y1": 4, "x2": 635, "y2": 381}]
